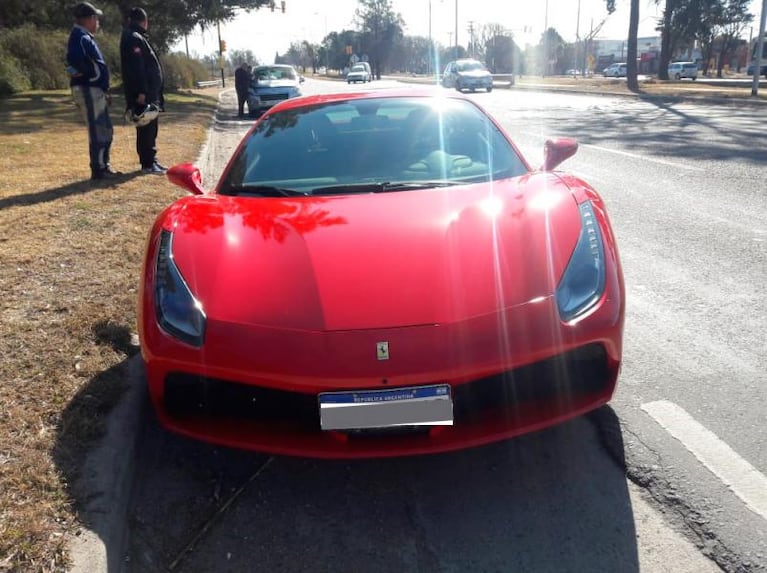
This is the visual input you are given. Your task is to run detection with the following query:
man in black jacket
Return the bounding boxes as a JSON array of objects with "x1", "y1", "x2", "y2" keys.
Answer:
[
  {"x1": 120, "y1": 7, "x2": 166, "y2": 174},
  {"x1": 66, "y1": 2, "x2": 121, "y2": 181},
  {"x1": 234, "y1": 62, "x2": 252, "y2": 117}
]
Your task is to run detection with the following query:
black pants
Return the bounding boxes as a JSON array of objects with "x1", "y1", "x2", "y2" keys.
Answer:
[
  {"x1": 136, "y1": 117, "x2": 159, "y2": 169},
  {"x1": 236, "y1": 89, "x2": 248, "y2": 116}
]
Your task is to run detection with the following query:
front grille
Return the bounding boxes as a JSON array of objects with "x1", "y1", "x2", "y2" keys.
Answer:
[
  {"x1": 163, "y1": 344, "x2": 610, "y2": 429},
  {"x1": 259, "y1": 93, "x2": 289, "y2": 102}
]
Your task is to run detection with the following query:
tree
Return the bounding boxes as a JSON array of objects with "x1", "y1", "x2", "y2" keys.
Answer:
[
  {"x1": 713, "y1": 0, "x2": 753, "y2": 77},
  {"x1": 0, "y1": 0, "x2": 275, "y2": 53},
  {"x1": 355, "y1": 0, "x2": 404, "y2": 79},
  {"x1": 539, "y1": 28, "x2": 566, "y2": 76},
  {"x1": 485, "y1": 34, "x2": 519, "y2": 74}
]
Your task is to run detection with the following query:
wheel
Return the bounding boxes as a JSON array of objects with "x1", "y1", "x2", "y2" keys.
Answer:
[
  {"x1": 347, "y1": 80, "x2": 351, "y2": 84},
  {"x1": 675, "y1": 73, "x2": 680, "y2": 80},
  {"x1": 487, "y1": 86, "x2": 493, "y2": 92}
]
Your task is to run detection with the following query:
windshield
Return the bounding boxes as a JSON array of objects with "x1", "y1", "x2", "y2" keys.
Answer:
[
  {"x1": 456, "y1": 60, "x2": 485, "y2": 72},
  {"x1": 253, "y1": 66, "x2": 297, "y2": 81},
  {"x1": 219, "y1": 97, "x2": 527, "y2": 196},
  {"x1": 351, "y1": 65, "x2": 367, "y2": 72}
]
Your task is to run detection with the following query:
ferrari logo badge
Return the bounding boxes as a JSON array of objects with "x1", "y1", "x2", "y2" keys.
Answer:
[{"x1": 376, "y1": 341, "x2": 390, "y2": 361}]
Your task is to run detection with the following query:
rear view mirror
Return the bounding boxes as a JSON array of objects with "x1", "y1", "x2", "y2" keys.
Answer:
[
  {"x1": 541, "y1": 138, "x2": 578, "y2": 171},
  {"x1": 167, "y1": 163, "x2": 205, "y2": 195}
]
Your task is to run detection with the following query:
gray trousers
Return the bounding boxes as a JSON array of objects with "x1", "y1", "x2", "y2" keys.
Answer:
[{"x1": 71, "y1": 85, "x2": 113, "y2": 174}]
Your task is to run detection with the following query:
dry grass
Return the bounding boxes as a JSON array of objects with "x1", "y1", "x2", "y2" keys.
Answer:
[{"x1": 0, "y1": 88, "x2": 219, "y2": 571}]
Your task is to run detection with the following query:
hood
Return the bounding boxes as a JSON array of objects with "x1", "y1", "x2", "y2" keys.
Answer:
[
  {"x1": 458, "y1": 69, "x2": 490, "y2": 78},
  {"x1": 165, "y1": 173, "x2": 582, "y2": 332},
  {"x1": 252, "y1": 79, "x2": 298, "y2": 89}
]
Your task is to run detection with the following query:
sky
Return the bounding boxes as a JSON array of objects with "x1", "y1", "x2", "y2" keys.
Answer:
[{"x1": 173, "y1": 0, "x2": 765, "y2": 64}]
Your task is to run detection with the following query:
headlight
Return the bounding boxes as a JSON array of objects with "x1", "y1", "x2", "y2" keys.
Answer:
[
  {"x1": 555, "y1": 201, "x2": 606, "y2": 321},
  {"x1": 155, "y1": 230, "x2": 206, "y2": 346}
]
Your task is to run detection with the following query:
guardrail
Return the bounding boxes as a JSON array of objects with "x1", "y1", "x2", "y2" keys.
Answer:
[{"x1": 195, "y1": 79, "x2": 223, "y2": 88}]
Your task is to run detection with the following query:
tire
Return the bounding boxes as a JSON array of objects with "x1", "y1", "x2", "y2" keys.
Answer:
[
  {"x1": 675, "y1": 73, "x2": 680, "y2": 80},
  {"x1": 487, "y1": 86, "x2": 493, "y2": 92}
]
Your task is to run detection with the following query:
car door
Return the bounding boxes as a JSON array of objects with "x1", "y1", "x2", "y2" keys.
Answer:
[{"x1": 442, "y1": 62, "x2": 455, "y2": 87}]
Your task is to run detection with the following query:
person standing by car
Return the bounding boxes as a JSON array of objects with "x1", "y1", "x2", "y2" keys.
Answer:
[
  {"x1": 120, "y1": 7, "x2": 166, "y2": 174},
  {"x1": 66, "y1": 2, "x2": 121, "y2": 181},
  {"x1": 235, "y1": 62, "x2": 252, "y2": 117}
]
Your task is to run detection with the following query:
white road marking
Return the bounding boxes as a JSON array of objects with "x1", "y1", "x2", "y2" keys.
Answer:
[
  {"x1": 583, "y1": 143, "x2": 704, "y2": 171},
  {"x1": 516, "y1": 131, "x2": 704, "y2": 172},
  {"x1": 642, "y1": 400, "x2": 767, "y2": 520}
]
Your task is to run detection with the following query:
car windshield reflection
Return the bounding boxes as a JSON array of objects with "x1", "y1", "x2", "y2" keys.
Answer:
[{"x1": 220, "y1": 96, "x2": 528, "y2": 197}]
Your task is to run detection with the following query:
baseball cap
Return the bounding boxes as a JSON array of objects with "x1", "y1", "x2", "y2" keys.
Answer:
[{"x1": 73, "y1": 2, "x2": 103, "y2": 18}]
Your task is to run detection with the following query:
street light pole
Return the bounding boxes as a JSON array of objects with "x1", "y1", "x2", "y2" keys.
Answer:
[
  {"x1": 428, "y1": 0, "x2": 432, "y2": 76},
  {"x1": 454, "y1": 0, "x2": 458, "y2": 59}
]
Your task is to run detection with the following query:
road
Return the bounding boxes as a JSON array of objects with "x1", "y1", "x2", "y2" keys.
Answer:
[{"x1": 124, "y1": 79, "x2": 766, "y2": 572}]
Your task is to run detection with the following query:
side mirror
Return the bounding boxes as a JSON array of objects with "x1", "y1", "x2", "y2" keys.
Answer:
[
  {"x1": 167, "y1": 163, "x2": 205, "y2": 195},
  {"x1": 541, "y1": 137, "x2": 578, "y2": 171}
]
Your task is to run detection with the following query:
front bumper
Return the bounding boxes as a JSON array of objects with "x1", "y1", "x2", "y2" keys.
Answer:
[{"x1": 141, "y1": 291, "x2": 623, "y2": 458}]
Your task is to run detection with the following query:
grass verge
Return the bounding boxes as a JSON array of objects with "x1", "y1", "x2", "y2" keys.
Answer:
[{"x1": 0, "y1": 87, "x2": 220, "y2": 571}]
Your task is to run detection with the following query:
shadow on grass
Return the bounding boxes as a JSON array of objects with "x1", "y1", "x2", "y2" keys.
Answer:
[
  {"x1": 0, "y1": 90, "x2": 220, "y2": 135},
  {"x1": 0, "y1": 172, "x2": 143, "y2": 211},
  {"x1": 53, "y1": 321, "x2": 145, "y2": 572}
]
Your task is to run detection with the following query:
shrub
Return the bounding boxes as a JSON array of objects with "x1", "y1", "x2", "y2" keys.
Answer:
[
  {"x1": 161, "y1": 52, "x2": 210, "y2": 90},
  {"x1": 0, "y1": 51, "x2": 31, "y2": 96}
]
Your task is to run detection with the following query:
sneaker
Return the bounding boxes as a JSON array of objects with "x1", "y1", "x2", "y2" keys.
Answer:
[
  {"x1": 141, "y1": 163, "x2": 167, "y2": 175},
  {"x1": 91, "y1": 167, "x2": 123, "y2": 180}
]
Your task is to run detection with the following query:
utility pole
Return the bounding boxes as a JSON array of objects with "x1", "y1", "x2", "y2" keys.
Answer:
[
  {"x1": 467, "y1": 21, "x2": 475, "y2": 58},
  {"x1": 752, "y1": 0, "x2": 766, "y2": 96},
  {"x1": 217, "y1": 20, "x2": 225, "y2": 87},
  {"x1": 454, "y1": 0, "x2": 458, "y2": 59}
]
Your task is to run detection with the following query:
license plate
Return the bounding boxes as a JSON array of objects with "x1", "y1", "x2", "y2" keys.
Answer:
[{"x1": 319, "y1": 384, "x2": 453, "y2": 431}]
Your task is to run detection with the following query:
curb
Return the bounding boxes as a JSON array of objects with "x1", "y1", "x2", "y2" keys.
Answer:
[{"x1": 68, "y1": 356, "x2": 148, "y2": 573}]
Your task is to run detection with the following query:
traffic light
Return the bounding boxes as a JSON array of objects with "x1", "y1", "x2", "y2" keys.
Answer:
[
  {"x1": 281, "y1": 0, "x2": 285, "y2": 12},
  {"x1": 220, "y1": 40, "x2": 227, "y2": 53}
]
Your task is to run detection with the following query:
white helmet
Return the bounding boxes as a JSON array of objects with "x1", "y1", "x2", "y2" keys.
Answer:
[{"x1": 124, "y1": 103, "x2": 160, "y2": 127}]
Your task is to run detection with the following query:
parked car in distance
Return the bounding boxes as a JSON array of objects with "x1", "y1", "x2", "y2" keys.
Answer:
[
  {"x1": 441, "y1": 59, "x2": 493, "y2": 92},
  {"x1": 667, "y1": 62, "x2": 698, "y2": 80},
  {"x1": 602, "y1": 63, "x2": 627, "y2": 78},
  {"x1": 248, "y1": 64, "x2": 303, "y2": 116},
  {"x1": 347, "y1": 62, "x2": 372, "y2": 83}
]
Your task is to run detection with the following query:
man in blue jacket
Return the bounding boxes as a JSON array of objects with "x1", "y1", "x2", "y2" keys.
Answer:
[
  {"x1": 120, "y1": 7, "x2": 166, "y2": 174},
  {"x1": 66, "y1": 2, "x2": 120, "y2": 181}
]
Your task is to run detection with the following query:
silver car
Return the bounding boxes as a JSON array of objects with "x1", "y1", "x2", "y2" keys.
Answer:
[
  {"x1": 248, "y1": 64, "x2": 303, "y2": 116},
  {"x1": 441, "y1": 59, "x2": 493, "y2": 92},
  {"x1": 667, "y1": 62, "x2": 698, "y2": 80}
]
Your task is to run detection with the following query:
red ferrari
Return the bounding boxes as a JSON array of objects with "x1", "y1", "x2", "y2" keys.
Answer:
[{"x1": 138, "y1": 88, "x2": 624, "y2": 458}]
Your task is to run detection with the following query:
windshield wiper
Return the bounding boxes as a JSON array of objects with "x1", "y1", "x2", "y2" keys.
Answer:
[
  {"x1": 226, "y1": 185, "x2": 309, "y2": 197},
  {"x1": 311, "y1": 181, "x2": 461, "y2": 196}
]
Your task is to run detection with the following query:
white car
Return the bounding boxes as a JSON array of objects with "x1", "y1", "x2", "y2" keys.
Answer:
[
  {"x1": 603, "y1": 63, "x2": 627, "y2": 78},
  {"x1": 667, "y1": 62, "x2": 698, "y2": 80},
  {"x1": 347, "y1": 62, "x2": 372, "y2": 83},
  {"x1": 247, "y1": 64, "x2": 303, "y2": 115},
  {"x1": 441, "y1": 59, "x2": 494, "y2": 92}
]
